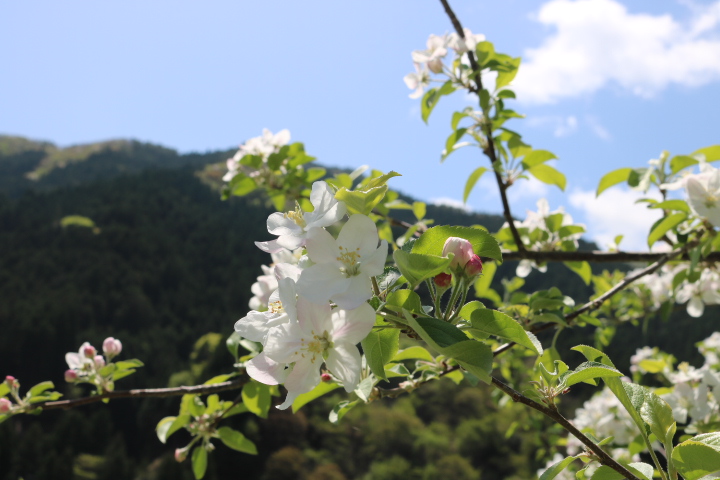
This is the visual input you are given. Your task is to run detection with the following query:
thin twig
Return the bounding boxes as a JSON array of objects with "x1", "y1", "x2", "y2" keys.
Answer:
[
  {"x1": 438, "y1": 0, "x2": 526, "y2": 253},
  {"x1": 500, "y1": 249, "x2": 720, "y2": 263},
  {"x1": 36, "y1": 378, "x2": 247, "y2": 411}
]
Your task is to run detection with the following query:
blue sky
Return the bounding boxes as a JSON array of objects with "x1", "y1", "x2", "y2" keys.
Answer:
[{"x1": 3, "y1": 0, "x2": 720, "y2": 249}]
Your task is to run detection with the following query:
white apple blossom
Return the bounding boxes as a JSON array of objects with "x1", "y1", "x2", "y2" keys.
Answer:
[
  {"x1": 404, "y1": 63, "x2": 431, "y2": 99},
  {"x1": 447, "y1": 28, "x2": 485, "y2": 55},
  {"x1": 65, "y1": 342, "x2": 97, "y2": 375},
  {"x1": 255, "y1": 181, "x2": 347, "y2": 253},
  {"x1": 248, "y1": 248, "x2": 304, "y2": 310},
  {"x1": 411, "y1": 34, "x2": 448, "y2": 74},
  {"x1": 296, "y1": 214, "x2": 388, "y2": 310},
  {"x1": 258, "y1": 298, "x2": 376, "y2": 409},
  {"x1": 685, "y1": 164, "x2": 720, "y2": 227},
  {"x1": 223, "y1": 128, "x2": 291, "y2": 181},
  {"x1": 675, "y1": 269, "x2": 720, "y2": 317}
]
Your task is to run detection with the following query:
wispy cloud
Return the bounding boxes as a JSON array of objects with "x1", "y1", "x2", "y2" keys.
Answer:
[
  {"x1": 526, "y1": 115, "x2": 578, "y2": 137},
  {"x1": 430, "y1": 197, "x2": 473, "y2": 212},
  {"x1": 569, "y1": 186, "x2": 661, "y2": 250},
  {"x1": 513, "y1": 0, "x2": 720, "y2": 104}
]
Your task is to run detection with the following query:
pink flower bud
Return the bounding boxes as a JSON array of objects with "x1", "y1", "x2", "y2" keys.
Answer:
[
  {"x1": 94, "y1": 355, "x2": 106, "y2": 369},
  {"x1": 174, "y1": 448, "x2": 188, "y2": 462},
  {"x1": 442, "y1": 237, "x2": 474, "y2": 268},
  {"x1": 64, "y1": 369, "x2": 78, "y2": 383},
  {"x1": 0, "y1": 397, "x2": 11, "y2": 414},
  {"x1": 320, "y1": 373, "x2": 332, "y2": 382},
  {"x1": 82, "y1": 344, "x2": 97, "y2": 358},
  {"x1": 4, "y1": 375, "x2": 16, "y2": 387},
  {"x1": 102, "y1": 337, "x2": 122, "y2": 357},
  {"x1": 434, "y1": 273, "x2": 452, "y2": 288},
  {"x1": 464, "y1": 255, "x2": 483, "y2": 277}
]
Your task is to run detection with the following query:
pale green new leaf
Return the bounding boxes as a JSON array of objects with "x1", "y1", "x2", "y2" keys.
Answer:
[
  {"x1": 463, "y1": 167, "x2": 489, "y2": 203},
  {"x1": 560, "y1": 362, "x2": 623, "y2": 388},
  {"x1": 242, "y1": 381, "x2": 271, "y2": 419},
  {"x1": 191, "y1": 447, "x2": 208, "y2": 479},
  {"x1": 564, "y1": 261, "x2": 592, "y2": 285},
  {"x1": 639, "y1": 389, "x2": 676, "y2": 444},
  {"x1": 693, "y1": 145, "x2": 720, "y2": 162},
  {"x1": 469, "y1": 309, "x2": 542, "y2": 354},
  {"x1": 361, "y1": 318, "x2": 400, "y2": 381},
  {"x1": 539, "y1": 455, "x2": 579, "y2": 480},
  {"x1": 648, "y1": 212, "x2": 686, "y2": 248},
  {"x1": 528, "y1": 164, "x2": 566, "y2": 191},
  {"x1": 672, "y1": 434, "x2": 720, "y2": 480},
  {"x1": 597, "y1": 168, "x2": 632, "y2": 196},
  {"x1": 217, "y1": 426, "x2": 258, "y2": 454},
  {"x1": 335, "y1": 185, "x2": 388, "y2": 215},
  {"x1": 521, "y1": 150, "x2": 557, "y2": 168},
  {"x1": 292, "y1": 381, "x2": 340, "y2": 413},
  {"x1": 391, "y1": 346, "x2": 435, "y2": 362},
  {"x1": 392, "y1": 250, "x2": 451, "y2": 288},
  {"x1": 412, "y1": 225, "x2": 502, "y2": 262},
  {"x1": 329, "y1": 400, "x2": 359, "y2": 424}
]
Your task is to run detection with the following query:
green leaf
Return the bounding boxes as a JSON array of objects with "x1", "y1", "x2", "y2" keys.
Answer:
[
  {"x1": 242, "y1": 381, "x2": 271, "y2": 419},
  {"x1": 412, "y1": 201, "x2": 426, "y2": 221},
  {"x1": 361, "y1": 318, "x2": 400, "y2": 381},
  {"x1": 521, "y1": 150, "x2": 557, "y2": 168},
  {"x1": 217, "y1": 426, "x2": 257, "y2": 454},
  {"x1": 597, "y1": 168, "x2": 632, "y2": 196},
  {"x1": 335, "y1": 185, "x2": 389, "y2": 215},
  {"x1": 648, "y1": 212, "x2": 686, "y2": 248},
  {"x1": 670, "y1": 155, "x2": 699, "y2": 174},
  {"x1": 391, "y1": 346, "x2": 435, "y2": 362},
  {"x1": 469, "y1": 309, "x2": 542, "y2": 354},
  {"x1": 560, "y1": 362, "x2": 623, "y2": 388},
  {"x1": 292, "y1": 381, "x2": 340, "y2": 413},
  {"x1": 650, "y1": 200, "x2": 690, "y2": 213},
  {"x1": 329, "y1": 400, "x2": 359, "y2": 424},
  {"x1": 114, "y1": 359, "x2": 144, "y2": 370},
  {"x1": 442, "y1": 128, "x2": 468, "y2": 162},
  {"x1": 540, "y1": 455, "x2": 579, "y2": 480},
  {"x1": 385, "y1": 290, "x2": 423, "y2": 314},
  {"x1": 405, "y1": 311, "x2": 492, "y2": 383},
  {"x1": 226, "y1": 331, "x2": 242, "y2": 361},
  {"x1": 672, "y1": 435, "x2": 720, "y2": 480},
  {"x1": 156, "y1": 414, "x2": 191, "y2": 444},
  {"x1": 693, "y1": 145, "x2": 720, "y2": 162},
  {"x1": 463, "y1": 167, "x2": 489, "y2": 203},
  {"x1": 191, "y1": 447, "x2": 208, "y2": 479},
  {"x1": 421, "y1": 81, "x2": 456, "y2": 123},
  {"x1": 0, "y1": 383, "x2": 9, "y2": 398},
  {"x1": 495, "y1": 57, "x2": 521, "y2": 90},
  {"x1": 590, "y1": 463, "x2": 653, "y2": 480},
  {"x1": 451, "y1": 110, "x2": 470, "y2": 131},
  {"x1": 564, "y1": 261, "x2": 591, "y2": 285},
  {"x1": 528, "y1": 164, "x2": 566, "y2": 191},
  {"x1": 60, "y1": 215, "x2": 96, "y2": 229},
  {"x1": 412, "y1": 225, "x2": 502, "y2": 262},
  {"x1": 364, "y1": 171, "x2": 402, "y2": 190},
  {"x1": 28, "y1": 381, "x2": 54, "y2": 397},
  {"x1": 639, "y1": 389, "x2": 676, "y2": 445},
  {"x1": 473, "y1": 261, "x2": 501, "y2": 305},
  {"x1": 392, "y1": 250, "x2": 451, "y2": 288},
  {"x1": 203, "y1": 373, "x2": 235, "y2": 385}
]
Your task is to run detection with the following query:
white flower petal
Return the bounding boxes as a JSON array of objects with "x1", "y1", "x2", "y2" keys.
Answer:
[
  {"x1": 305, "y1": 227, "x2": 340, "y2": 265},
  {"x1": 267, "y1": 212, "x2": 303, "y2": 237},
  {"x1": 330, "y1": 275, "x2": 373, "y2": 310},
  {"x1": 326, "y1": 343, "x2": 362, "y2": 392},
  {"x1": 296, "y1": 263, "x2": 350, "y2": 305},
  {"x1": 337, "y1": 214, "x2": 380, "y2": 256},
  {"x1": 283, "y1": 357, "x2": 322, "y2": 398},
  {"x1": 246, "y1": 353, "x2": 288, "y2": 386},
  {"x1": 687, "y1": 296, "x2": 705, "y2": 318},
  {"x1": 330, "y1": 303, "x2": 376, "y2": 345}
]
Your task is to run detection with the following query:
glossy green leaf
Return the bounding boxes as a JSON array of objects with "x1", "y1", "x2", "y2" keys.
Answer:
[
  {"x1": 405, "y1": 311, "x2": 492, "y2": 383},
  {"x1": 114, "y1": 359, "x2": 144, "y2": 370},
  {"x1": 391, "y1": 346, "x2": 434, "y2": 362},
  {"x1": 28, "y1": 381, "x2": 54, "y2": 397},
  {"x1": 539, "y1": 455, "x2": 579, "y2": 480},
  {"x1": 392, "y1": 250, "x2": 451, "y2": 288},
  {"x1": 292, "y1": 381, "x2": 340, "y2": 413},
  {"x1": 217, "y1": 426, "x2": 257, "y2": 454},
  {"x1": 469, "y1": 309, "x2": 542, "y2": 354},
  {"x1": 362, "y1": 318, "x2": 400, "y2": 381},
  {"x1": 670, "y1": 155, "x2": 699, "y2": 174},
  {"x1": 412, "y1": 201, "x2": 426, "y2": 221},
  {"x1": 335, "y1": 185, "x2": 388, "y2": 215},
  {"x1": 528, "y1": 164, "x2": 566, "y2": 191},
  {"x1": 156, "y1": 414, "x2": 191, "y2": 444},
  {"x1": 693, "y1": 145, "x2": 720, "y2": 162},
  {"x1": 0, "y1": 383, "x2": 9, "y2": 398},
  {"x1": 385, "y1": 290, "x2": 423, "y2": 314},
  {"x1": 564, "y1": 261, "x2": 591, "y2": 285},
  {"x1": 329, "y1": 400, "x2": 359, "y2": 424},
  {"x1": 521, "y1": 150, "x2": 557, "y2": 168},
  {"x1": 648, "y1": 212, "x2": 686, "y2": 248},
  {"x1": 560, "y1": 362, "x2": 623, "y2": 388},
  {"x1": 364, "y1": 171, "x2": 402, "y2": 190},
  {"x1": 242, "y1": 381, "x2": 271, "y2": 419},
  {"x1": 639, "y1": 389, "x2": 676, "y2": 444},
  {"x1": 650, "y1": 200, "x2": 689, "y2": 213},
  {"x1": 463, "y1": 167, "x2": 489, "y2": 203},
  {"x1": 191, "y1": 447, "x2": 208, "y2": 479},
  {"x1": 597, "y1": 168, "x2": 632, "y2": 196},
  {"x1": 672, "y1": 434, "x2": 720, "y2": 480},
  {"x1": 421, "y1": 81, "x2": 456, "y2": 123},
  {"x1": 590, "y1": 463, "x2": 652, "y2": 480},
  {"x1": 412, "y1": 225, "x2": 502, "y2": 262}
]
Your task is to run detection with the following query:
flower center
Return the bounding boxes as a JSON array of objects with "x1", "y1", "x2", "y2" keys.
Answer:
[
  {"x1": 301, "y1": 331, "x2": 332, "y2": 362},
  {"x1": 705, "y1": 194, "x2": 719, "y2": 209},
  {"x1": 337, "y1": 246, "x2": 362, "y2": 277},
  {"x1": 284, "y1": 203, "x2": 306, "y2": 228},
  {"x1": 268, "y1": 300, "x2": 284, "y2": 314}
]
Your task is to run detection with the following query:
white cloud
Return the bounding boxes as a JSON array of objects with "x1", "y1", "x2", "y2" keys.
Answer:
[
  {"x1": 513, "y1": 0, "x2": 720, "y2": 103},
  {"x1": 430, "y1": 197, "x2": 473, "y2": 212},
  {"x1": 569, "y1": 186, "x2": 662, "y2": 250},
  {"x1": 508, "y1": 176, "x2": 550, "y2": 202},
  {"x1": 585, "y1": 115, "x2": 611, "y2": 140},
  {"x1": 526, "y1": 115, "x2": 578, "y2": 137}
]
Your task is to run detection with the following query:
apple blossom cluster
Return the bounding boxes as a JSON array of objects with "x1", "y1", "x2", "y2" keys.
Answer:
[
  {"x1": 632, "y1": 264, "x2": 720, "y2": 318},
  {"x1": 248, "y1": 248, "x2": 303, "y2": 311},
  {"x1": 222, "y1": 129, "x2": 291, "y2": 182},
  {"x1": 64, "y1": 337, "x2": 138, "y2": 394},
  {"x1": 234, "y1": 180, "x2": 388, "y2": 409},
  {"x1": 500, "y1": 199, "x2": 585, "y2": 278},
  {"x1": 662, "y1": 161, "x2": 720, "y2": 228},
  {"x1": 404, "y1": 29, "x2": 486, "y2": 98}
]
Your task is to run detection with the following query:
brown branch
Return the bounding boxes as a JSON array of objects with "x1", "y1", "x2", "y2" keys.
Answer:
[
  {"x1": 37, "y1": 378, "x2": 247, "y2": 411},
  {"x1": 499, "y1": 249, "x2": 720, "y2": 263},
  {"x1": 491, "y1": 376, "x2": 641, "y2": 480},
  {"x1": 438, "y1": 0, "x2": 526, "y2": 253}
]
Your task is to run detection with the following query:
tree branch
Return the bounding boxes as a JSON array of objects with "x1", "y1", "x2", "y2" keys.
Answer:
[
  {"x1": 438, "y1": 0, "x2": 526, "y2": 252},
  {"x1": 499, "y1": 249, "x2": 720, "y2": 263},
  {"x1": 37, "y1": 378, "x2": 247, "y2": 411}
]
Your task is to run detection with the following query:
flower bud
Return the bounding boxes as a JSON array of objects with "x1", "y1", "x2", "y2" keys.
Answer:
[
  {"x1": 434, "y1": 273, "x2": 452, "y2": 288},
  {"x1": 174, "y1": 447, "x2": 188, "y2": 463},
  {"x1": 464, "y1": 255, "x2": 483, "y2": 277},
  {"x1": 64, "y1": 369, "x2": 78, "y2": 383},
  {"x1": 320, "y1": 373, "x2": 332, "y2": 382},
  {"x1": 0, "y1": 397, "x2": 11, "y2": 414},
  {"x1": 4, "y1": 376, "x2": 16, "y2": 388},
  {"x1": 442, "y1": 237, "x2": 474, "y2": 268},
  {"x1": 82, "y1": 344, "x2": 97, "y2": 359},
  {"x1": 94, "y1": 355, "x2": 106, "y2": 369},
  {"x1": 102, "y1": 337, "x2": 122, "y2": 358}
]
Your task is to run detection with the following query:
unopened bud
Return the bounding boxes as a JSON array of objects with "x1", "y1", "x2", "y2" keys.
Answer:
[
  {"x1": 94, "y1": 355, "x2": 106, "y2": 369},
  {"x1": 320, "y1": 373, "x2": 332, "y2": 382},
  {"x1": 442, "y1": 237, "x2": 474, "y2": 268},
  {"x1": 434, "y1": 273, "x2": 452, "y2": 288},
  {"x1": 82, "y1": 344, "x2": 97, "y2": 359},
  {"x1": 175, "y1": 447, "x2": 188, "y2": 462},
  {"x1": 102, "y1": 337, "x2": 122, "y2": 358},
  {"x1": 0, "y1": 397, "x2": 11, "y2": 414},
  {"x1": 464, "y1": 255, "x2": 483, "y2": 277},
  {"x1": 4, "y1": 375, "x2": 16, "y2": 387},
  {"x1": 64, "y1": 369, "x2": 78, "y2": 383}
]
